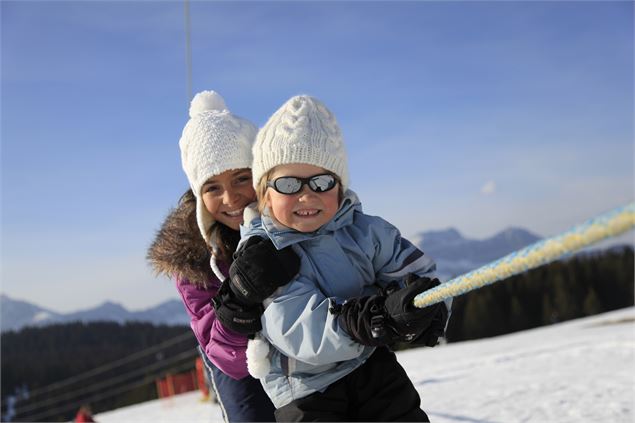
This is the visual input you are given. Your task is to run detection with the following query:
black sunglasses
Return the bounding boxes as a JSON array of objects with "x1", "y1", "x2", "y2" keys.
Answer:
[{"x1": 267, "y1": 174, "x2": 338, "y2": 195}]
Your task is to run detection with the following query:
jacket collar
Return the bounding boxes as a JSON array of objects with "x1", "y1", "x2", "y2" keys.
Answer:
[{"x1": 252, "y1": 190, "x2": 361, "y2": 250}]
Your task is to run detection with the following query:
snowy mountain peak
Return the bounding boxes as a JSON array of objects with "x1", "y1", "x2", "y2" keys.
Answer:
[
  {"x1": 413, "y1": 228, "x2": 464, "y2": 248},
  {"x1": 0, "y1": 295, "x2": 189, "y2": 333},
  {"x1": 1, "y1": 294, "x2": 63, "y2": 332},
  {"x1": 492, "y1": 227, "x2": 540, "y2": 244},
  {"x1": 92, "y1": 301, "x2": 129, "y2": 313},
  {"x1": 415, "y1": 226, "x2": 542, "y2": 280},
  {"x1": 32, "y1": 311, "x2": 55, "y2": 322}
]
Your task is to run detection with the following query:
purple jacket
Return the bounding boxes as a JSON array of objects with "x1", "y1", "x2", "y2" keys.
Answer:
[
  {"x1": 176, "y1": 272, "x2": 250, "y2": 380},
  {"x1": 146, "y1": 199, "x2": 250, "y2": 380}
]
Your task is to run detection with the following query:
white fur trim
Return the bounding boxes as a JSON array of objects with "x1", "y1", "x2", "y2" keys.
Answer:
[{"x1": 246, "y1": 335, "x2": 271, "y2": 379}]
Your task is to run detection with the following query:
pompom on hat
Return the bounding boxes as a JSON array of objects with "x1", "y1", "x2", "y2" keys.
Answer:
[
  {"x1": 179, "y1": 90, "x2": 257, "y2": 246},
  {"x1": 252, "y1": 95, "x2": 349, "y2": 191}
]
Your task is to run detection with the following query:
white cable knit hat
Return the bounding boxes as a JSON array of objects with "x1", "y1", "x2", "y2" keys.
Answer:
[
  {"x1": 179, "y1": 90, "x2": 257, "y2": 246},
  {"x1": 252, "y1": 95, "x2": 349, "y2": 190}
]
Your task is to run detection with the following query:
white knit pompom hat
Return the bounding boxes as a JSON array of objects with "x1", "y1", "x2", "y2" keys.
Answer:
[
  {"x1": 252, "y1": 95, "x2": 349, "y2": 190},
  {"x1": 179, "y1": 90, "x2": 257, "y2": 246}
]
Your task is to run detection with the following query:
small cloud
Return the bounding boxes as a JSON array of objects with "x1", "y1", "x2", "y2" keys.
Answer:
[{"x1": 481, "y1": 180, "x2": 496, "y2": 195}]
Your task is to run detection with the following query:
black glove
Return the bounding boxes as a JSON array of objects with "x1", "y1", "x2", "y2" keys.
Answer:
[
  {"x1": 212, "y1": 278, "x2": 264, "y2": 335},
  {"x1": 332, "y1": 295, "x2": 393, "y2": 346},
  {"x1": 409, "y1": 302, "x2": 448, "y2": 347},
  {"x1": 228, "y1": 237, "x2": 300, "y2": 305},
  {"x1": 384, "y1": 275, "x2": 444, "y2": 342},
  {"x1": 332, "y1": 275, "x2": 445, "y2": 347}
]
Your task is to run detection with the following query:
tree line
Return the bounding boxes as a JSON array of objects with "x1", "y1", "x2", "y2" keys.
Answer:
[
  {"x1": 1, "y1": 322, "x2": 196, "y2": 422},
  {"x1": 445, "y1": 246, "x2": 634, "y2": 342}
]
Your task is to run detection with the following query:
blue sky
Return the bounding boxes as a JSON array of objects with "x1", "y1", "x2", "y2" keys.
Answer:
[{"x1": 2, "y1": 1, "x2": 633, "y2": 313}]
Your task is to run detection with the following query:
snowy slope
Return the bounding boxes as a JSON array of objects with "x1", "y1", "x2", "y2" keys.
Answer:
[{"x1": 95, "y1": 307, "x2": 635, "y2": 423}]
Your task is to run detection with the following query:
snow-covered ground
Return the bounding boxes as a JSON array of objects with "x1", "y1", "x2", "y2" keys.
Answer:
[{"x1": 95, "y1": 307, "x2": 635, "y2": 422}]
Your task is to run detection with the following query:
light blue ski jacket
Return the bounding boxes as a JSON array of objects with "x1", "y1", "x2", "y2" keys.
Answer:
[{"x1": 241, "y1": 190, "x2": 441, "y2": 408}]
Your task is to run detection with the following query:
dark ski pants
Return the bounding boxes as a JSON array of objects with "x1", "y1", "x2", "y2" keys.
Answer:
[
  {"x1": 198, "y1": 347, "x2": 276, "y2": 422},
  {"x1": 274, "y1": 347, "x2": 429, "y2": 422}
]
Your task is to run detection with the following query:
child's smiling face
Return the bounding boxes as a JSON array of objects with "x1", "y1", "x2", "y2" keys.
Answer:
[{"x1": 265, "y1": 163, "x2": 340, "y2": 233}]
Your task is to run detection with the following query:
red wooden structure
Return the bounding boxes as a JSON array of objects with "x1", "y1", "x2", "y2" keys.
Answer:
[{"x1": 155, "y1": 358, "x2": 208, "y2": 398}]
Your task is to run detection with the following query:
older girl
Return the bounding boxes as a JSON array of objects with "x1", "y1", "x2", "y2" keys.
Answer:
[{"x1": 148, "y1": 91, "x2": 297, "y2": 422}]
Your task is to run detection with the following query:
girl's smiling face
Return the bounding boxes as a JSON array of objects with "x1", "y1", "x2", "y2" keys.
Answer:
[
  {"x1": 201, "y1": 168, "x2": 255, "y2": 230},
  {"x1": 265, "y1": 163, "x2": 340, "y2": 233}
]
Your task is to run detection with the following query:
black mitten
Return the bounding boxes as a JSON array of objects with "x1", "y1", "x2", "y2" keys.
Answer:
[
  {"x1": 212, "y1": 278, "x2": 264, "y2": 335},
  {"x1": 409, "y1": 303, "x2": 449, "y2": 347},
  {"x1": 383, "y1": 276, "x2": 444, "y2": 342},
  {"x1": 228, "y1": 237, "x2": 300, "y2": 305},
  {"x1": 332, "y1": 275, "x2": 445, "y2": 346},
  {"x1": 332, "y1": 295, "x2": 399, "y2": 347}
]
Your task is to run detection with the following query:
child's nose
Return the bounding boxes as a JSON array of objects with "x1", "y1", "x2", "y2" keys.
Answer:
[{"x1": 297, "y1": 185, "x2": 316, "y2": 199}]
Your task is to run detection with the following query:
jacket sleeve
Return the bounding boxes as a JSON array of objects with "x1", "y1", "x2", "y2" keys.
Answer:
[
  {"x1": 176, "y1": 277, "x2": 250, "y2": 380},
  {"x1": 370, "y1": 217, "x2": 437, "y2": 282},
  {"x1": 370, "y1": 216, "x2": 453, "y2": 318},
  {"x1": 261, "y1": 274, "x2": 365, "y2": 367}
]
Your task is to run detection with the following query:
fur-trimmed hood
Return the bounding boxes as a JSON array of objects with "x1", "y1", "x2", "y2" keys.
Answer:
[{"x1": 147, "y1": 199, "x2": 215, "y2": 288}]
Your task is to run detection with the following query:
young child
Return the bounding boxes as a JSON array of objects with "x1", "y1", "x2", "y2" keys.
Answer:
[{"x1": 227, "y1": 95, "x2": 450, "y2": 422}]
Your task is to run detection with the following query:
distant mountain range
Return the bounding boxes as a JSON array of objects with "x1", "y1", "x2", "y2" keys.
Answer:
[
  {"x1": 0, "y1": 295, "x2": 189, "y2": 333},
  {"x1": 0, "y1": 226, "x2": 576, "y2": 333},
  {"x1": 411, "y1": 226, "x2": 542, "y2": 281}
]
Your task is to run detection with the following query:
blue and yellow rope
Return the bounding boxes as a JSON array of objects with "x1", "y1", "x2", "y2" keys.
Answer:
[{"x1": 414, "y1": 202, "x2": 635, "y2": 309}]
